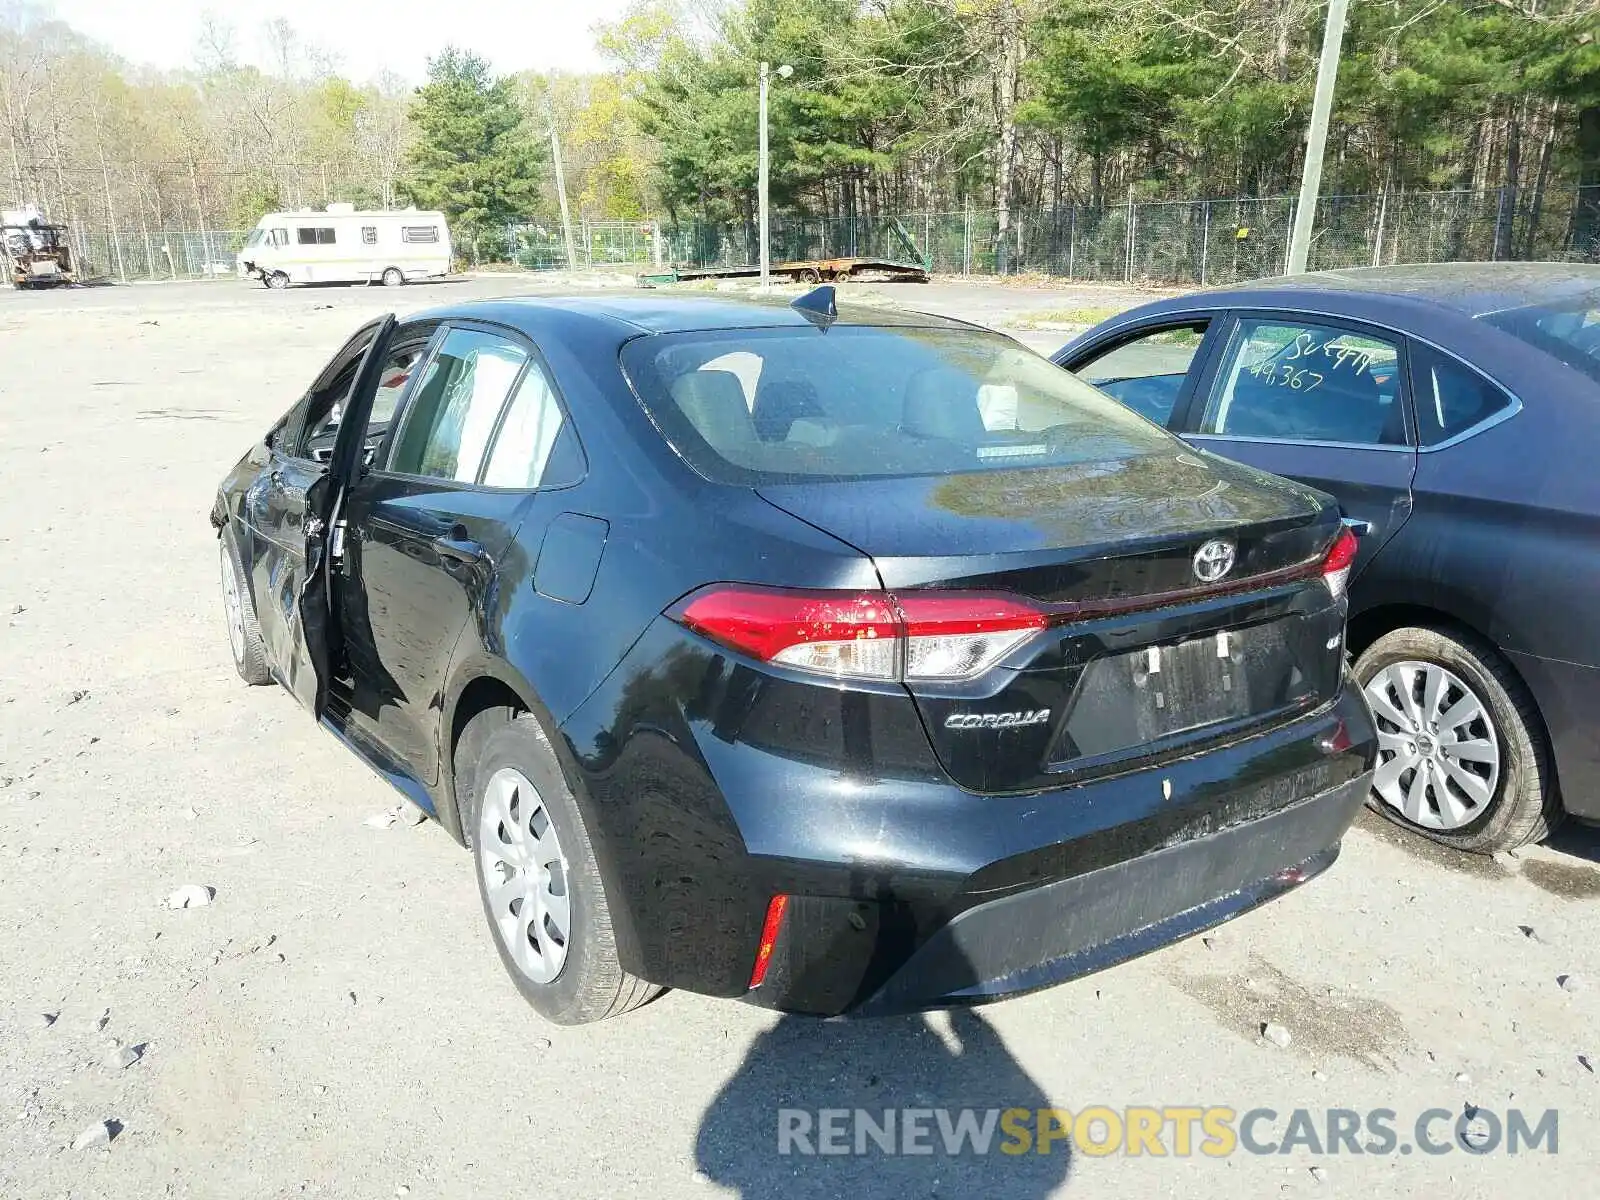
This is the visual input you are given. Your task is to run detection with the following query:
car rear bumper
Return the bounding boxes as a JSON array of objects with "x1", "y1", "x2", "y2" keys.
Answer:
[
  {"x1": 848, "y1": 774, "x2": 1362, "y2": 1015},
  {"x1": 564, "y1": 634, "x2": 1377, "y2": 1014}
]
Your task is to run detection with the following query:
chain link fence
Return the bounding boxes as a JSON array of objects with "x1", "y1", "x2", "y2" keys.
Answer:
[
  {"x1": 654, "y1": 187, "x2": 1598, "y2": 283},
  {"x1": 58, "y1": 186, "x2": 1600, "y2": 285}
]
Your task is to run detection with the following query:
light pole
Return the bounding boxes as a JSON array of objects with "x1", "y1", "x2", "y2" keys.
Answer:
[
  {"x1": 758, "y1": 61, "x2": 793, "y2": 291},
  {"x1": 546, "y1": 95, "x2": 579, "y2": 273},
  {"x1": 1286, "y1": 0, "x2": 1350, "y2": 274}
]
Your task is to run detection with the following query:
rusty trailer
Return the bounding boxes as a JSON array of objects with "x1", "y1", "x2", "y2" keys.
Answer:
[{"x1": 638, "y1": 256, "x2": 929, "y2": 286}]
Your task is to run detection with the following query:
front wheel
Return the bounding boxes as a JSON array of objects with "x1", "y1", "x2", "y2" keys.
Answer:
[
  {"x1": 264, "y1": 271, "x2": 289, "y2": 290},
  {"x1": 1354, "y1": 625, "x2": 1560, "y2": 853},
  {"x1": 464, "y1": 713, "x2": 659, "y2": 1024},
  {"x1": 219, "y1": 527, "x2": 271, "y2": 685}
]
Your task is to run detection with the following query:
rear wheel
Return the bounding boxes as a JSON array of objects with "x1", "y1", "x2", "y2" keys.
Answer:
[
  {"x1": 1354, "y1": 625, "x2": 1560, "y2": 852},
  {"x1": 464, "y1": 714, "x2": 659, "y2": 1024},
  {"x1": 381, "y1": 267, "x2": 404, "y2": 287},
  {"x1": 264, "y1": 271, "x2": 289, "y2": 290},
  {"x1": 219, "y1": 527, "x2": 271, "y2": 685},
  {"x1": 797, "y1": 266, "x2": 821, "y2": 284}
]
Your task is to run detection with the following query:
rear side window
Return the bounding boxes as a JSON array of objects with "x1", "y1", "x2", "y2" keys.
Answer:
[
  {"x1": 1200, "y1": 318, "x2": 1407, "y2": 446},
  {"x1": 482, "y1": 363, "x2": 569, "y2": 488},
  {"x1": 387, "y1": 329, "x2": 527, "y2": 482},
  {"x1": 1408, "y1": 343, "x2": 1515, "y2": 446},
  {"x1": 620, "y1": 325, "x2": 1176, "y2": 483},
  {"x1": 1069, "y1": 322, "x2": 1208, "y2": 425},
  {"x1": 296, "y1": 227, "x2": 336, "y2": 245},
  {"x1": 1481, "y1": 296, "x2": 1600, "y2": 385},
  {"x1": 361, "y1": 226, "x2": 377, "y2": 245},
  {"x1": 402, "y1": 226, "x2": 440, "y2": 244}
]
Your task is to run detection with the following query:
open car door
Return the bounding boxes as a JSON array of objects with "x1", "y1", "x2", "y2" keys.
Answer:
[{"x1": 289, "y1": 313, "x2": 398, "y2": 717}]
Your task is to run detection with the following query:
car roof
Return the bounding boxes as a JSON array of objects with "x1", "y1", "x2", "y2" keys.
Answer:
[
  {"x1": 1199, "y1": 262, "x2": 1600, "y2": 318},
  {"x1": 407, "y1": 291, "x2": 977, "y2": 336}
]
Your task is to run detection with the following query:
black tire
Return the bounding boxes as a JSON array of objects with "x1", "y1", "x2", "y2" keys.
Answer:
[
  {"x1": 381, "y1": 267, "x2": 404, "y2": 287},
  {"x1": 1354, "y1": 625, "x2": 1561, "y2": 853},
  {"x1": 219, "y1": 526, "x2": 272, "y2": 686},
  {"x1": 797, "y1": 267, "x2": 821, "y2": 284},
  {"x1": 463, "y1": 713, "x2": 659, "y2": 1024},
  {"x1": 265, "y1": 271, "x2": 289, "y2": 290}
]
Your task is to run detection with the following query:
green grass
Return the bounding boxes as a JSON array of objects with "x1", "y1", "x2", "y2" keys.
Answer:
[{"x1": 1009, "y1": 304, "x2": 1127, "y2": 330}]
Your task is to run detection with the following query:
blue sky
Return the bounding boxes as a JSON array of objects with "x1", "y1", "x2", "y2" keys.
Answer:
[{"x1": 49, "y1": 0, "x2": 633, "y2": 82}]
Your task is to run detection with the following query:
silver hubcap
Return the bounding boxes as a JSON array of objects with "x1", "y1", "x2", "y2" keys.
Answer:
[
  {"x1": 478, "y1": 767, "x2": 571, "y2": 984},
  {"x1": 220, "y1": 545, "x2": 245, "y2": 663},
  {"x1": 1365, "y1": 660, "x2": 1501, "y2": 830}
]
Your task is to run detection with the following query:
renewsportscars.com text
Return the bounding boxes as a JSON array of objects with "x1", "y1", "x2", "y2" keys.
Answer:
[{"x1": 776, "y1": 1106, "x2": 1559, "y2": 1158}]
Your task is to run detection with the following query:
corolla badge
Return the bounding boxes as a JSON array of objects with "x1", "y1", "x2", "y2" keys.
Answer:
[
  {"x1": 1192, "y1": 538, "x2": 1237, "y2": 584},
  {"x1": 945, "y1": 709, "x2": 1051, "y2": 730}
]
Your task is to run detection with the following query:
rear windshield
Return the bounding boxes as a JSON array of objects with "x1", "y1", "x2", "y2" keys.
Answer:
[
  {"x1": 620, "y1": 324, "x2": 1177, "y2": 483},
  {"x1": 1480, "y1": 293, "x2": 1600, "y2": 385}
]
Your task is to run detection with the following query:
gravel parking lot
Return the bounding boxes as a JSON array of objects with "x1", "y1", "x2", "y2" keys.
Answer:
[{"x1": 2, "y1": 275, "x2": 1597, "y2": 1200}]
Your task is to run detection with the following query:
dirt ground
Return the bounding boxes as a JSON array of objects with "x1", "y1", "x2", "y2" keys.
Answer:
[{"x1": 1, "y1": 274, "x2": 1596, "y2": 1200}]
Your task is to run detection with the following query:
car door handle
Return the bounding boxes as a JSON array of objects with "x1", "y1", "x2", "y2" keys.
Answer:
[{"x1": 433, "y1": 532, "x2": 486, "y2": 564}]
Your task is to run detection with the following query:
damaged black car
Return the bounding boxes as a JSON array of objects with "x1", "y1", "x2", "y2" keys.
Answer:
[{"x1": 211, "y1": 289, "x2": 1376, "y2": 1023}]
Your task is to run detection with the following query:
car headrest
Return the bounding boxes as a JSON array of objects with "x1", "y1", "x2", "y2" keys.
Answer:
[
  {"x1": 902, "y1": 367, "x2": 985, "y2": 442},
  {"x1": 752, "y1": 378, "x2": 824, "y2": 441},
  {"x1": 672, "y1": 369, "x2": 755, "y2": 453}
]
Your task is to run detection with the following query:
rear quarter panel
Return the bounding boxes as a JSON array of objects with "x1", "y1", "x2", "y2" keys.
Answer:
[{"x1": 1362, "y1": 343, "x2": 1600, "y2": 818}]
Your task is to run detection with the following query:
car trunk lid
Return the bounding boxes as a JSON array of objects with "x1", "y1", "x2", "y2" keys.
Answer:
[{"x1": 758, "y1": 452, "x2": 1348, "y2": 792}]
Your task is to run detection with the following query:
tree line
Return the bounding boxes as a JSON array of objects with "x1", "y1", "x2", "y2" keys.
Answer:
[
  {"x1": 610, "y1": 0, "x2": 1600, "y2": 257},
  {"x1": 1, "y1": 0, "x2": 1596, "y2": 265}
]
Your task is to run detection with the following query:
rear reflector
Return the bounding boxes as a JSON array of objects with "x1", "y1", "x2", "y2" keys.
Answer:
[
  {"x1": 671, "y1": 585, "x2": 1046, "y2": 682},
  {"x1": 748, "y1": 894, "x2": 790, "y2": 989},
  {"x1": 1321, "y1": 527, "x2": 1359, "y2": 601}
]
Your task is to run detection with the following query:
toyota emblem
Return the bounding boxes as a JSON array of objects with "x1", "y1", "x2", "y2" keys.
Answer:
[{"x1": 1193, "y1": 539, "x2": 1237, "y2": 583}]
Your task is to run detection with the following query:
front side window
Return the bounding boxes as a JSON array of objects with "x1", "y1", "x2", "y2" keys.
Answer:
[
  {"x1": 269, "y1": 228, "x2": 289, "y2": 248},
  {"x1": 621, "y1": 325, "x2": 1177, "y2": 483},
  {"x1": 1409, "y1": 343, "x2": 1515, "y2": 446},
  {"x1": 387, "y1": 329, "x2": 528, "y2": 482},
  {"x1": 292, "y1": 328, "x2": 379, "y2": 460},
  {"x1": 1070, "y1": 321, "x2": 1209, "y2": 425},
  {"x1": 1199, "y1": 318, "x2": 1407, "y2": 446},
  {"x1": 298, "y1": 333, "x2": 436, "y2": 463},
  {"x1": 296, "y1": 227, "x2": 336, "y2": 245}
]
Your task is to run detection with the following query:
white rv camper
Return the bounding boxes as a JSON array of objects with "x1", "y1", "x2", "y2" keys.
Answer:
[{"x1": 237, "y1": 205, "x2": 452, "y2": 288}]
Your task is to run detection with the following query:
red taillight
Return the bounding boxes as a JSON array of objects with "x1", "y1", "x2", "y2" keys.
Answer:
[
  {"x1": 748, "y1": 893, "x2": 790, "y2": 989},
  {"x1": 1321, "y1": 526, "x2": 1359, "y2": 600},
  {"x1": 675, "y1": 587, "x2": 900, "y2": 679},
  {"x1": 670, "y1": 585, "x2": 1046, "y2": 682}
]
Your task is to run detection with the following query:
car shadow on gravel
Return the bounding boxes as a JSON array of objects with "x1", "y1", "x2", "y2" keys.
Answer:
[
  {"x1": 695, "y1": 1007, "x2": 1071, "y2": 1198},
  {"x1": 1544, "y1": 821, "x2": 1600, "y2": 867}
]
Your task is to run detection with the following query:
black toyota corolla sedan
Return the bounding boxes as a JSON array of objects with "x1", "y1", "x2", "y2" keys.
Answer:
[
  {"x1": 1055, "y1": 263, "x2": 1600, "y2": 855},
  {"x1": 211, "y1": 288, "x2": 1375, "y2": 1024}
]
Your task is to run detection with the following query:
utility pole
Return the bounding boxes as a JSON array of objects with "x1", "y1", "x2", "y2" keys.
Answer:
[
  {"x1": 759, "y1": 62, "x2": 771, "y2": 290},
  {"x1": 757, "y1": 61, "x2": 792, "y2": 291},
  {"x1": 546, "y1": 97, "x2": 578, "y2": 272},
  {"x1": 1286, "y1": 0, "x2": 1349, "y2": 275}
]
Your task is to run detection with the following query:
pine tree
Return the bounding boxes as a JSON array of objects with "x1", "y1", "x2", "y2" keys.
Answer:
[{"x1": 399, "y1": 48, "x2": 545, "y2": 259}]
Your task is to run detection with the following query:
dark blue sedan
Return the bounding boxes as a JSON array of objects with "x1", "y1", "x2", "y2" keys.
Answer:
[{"x1": 1056, "y1": 263, "x2": 1600, "y2": 853}]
